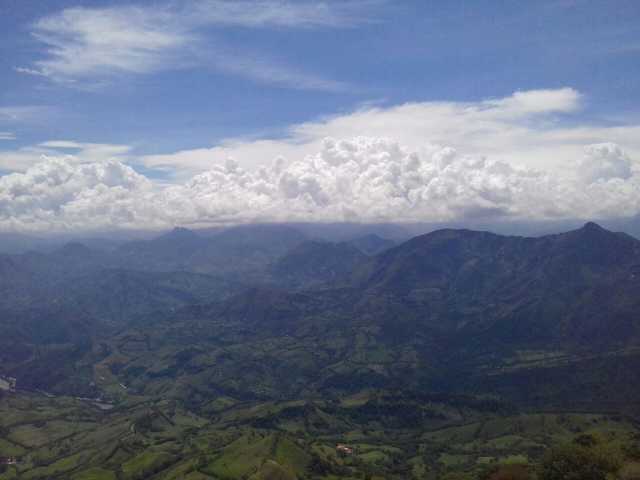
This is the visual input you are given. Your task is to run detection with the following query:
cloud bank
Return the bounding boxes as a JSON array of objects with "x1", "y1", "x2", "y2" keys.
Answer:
[
  {"x1": 0, "y1": 136, "x2": 638, "y2": 233},
  {"x1": 140, "y1": 87, "x2": 640, "y2": 178},
  {"x1": 1, "y1": 88, "x2": 638, "y2": 233}
]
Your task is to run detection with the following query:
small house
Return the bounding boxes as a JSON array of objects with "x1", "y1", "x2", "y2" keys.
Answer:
[{"x1": 336, "y1": 444, "x2": 354, "y2": 456}]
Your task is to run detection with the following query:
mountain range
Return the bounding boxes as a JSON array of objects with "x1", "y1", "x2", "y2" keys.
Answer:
[
  {"x1": 0, "y1": 221, "x2": 638, "y2": 412},
  {"x1": 2, "y1": 221, "x2": 640, "y2": 479}
]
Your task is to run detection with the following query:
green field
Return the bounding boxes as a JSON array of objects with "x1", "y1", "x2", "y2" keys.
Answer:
[{"x1": 1, "y1": 390, "x2": 640, "y2": 480}]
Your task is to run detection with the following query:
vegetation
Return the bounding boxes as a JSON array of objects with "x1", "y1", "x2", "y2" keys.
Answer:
[
  {"x1": 1, "y1": 389, "x2": 640, "y2": 479},
  {"x1": 1, "y1": 223, "x2": 640, "y2": 478}
]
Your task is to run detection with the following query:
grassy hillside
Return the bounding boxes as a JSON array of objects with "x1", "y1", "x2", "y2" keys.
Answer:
[{"x1": 1, "y1": 390, "x2": 640, "y2": 480}]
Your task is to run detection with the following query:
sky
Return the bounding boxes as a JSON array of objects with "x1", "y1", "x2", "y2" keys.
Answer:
[{"x1": 1, "y1": 0, "x2": 640, "y2": 233}]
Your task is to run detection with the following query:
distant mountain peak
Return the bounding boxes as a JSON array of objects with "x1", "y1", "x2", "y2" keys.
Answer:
[
  {"x1": 561, "y1": 222, "x2": 640, "y2": 261},
  {"x1": 582, "y1": 221, "x2": 605, "y2": 232},
  {"x1": 348, "y1": 233, "x2": 396, "y2": 255},
  {"x1": 569, "y1": 222, "x2": 622, "y2": 243}
]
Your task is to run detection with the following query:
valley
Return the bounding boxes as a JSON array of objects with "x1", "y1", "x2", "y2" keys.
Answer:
[
  {"x1": 2, "y1": 388, "x2": 640, "y2": 480},
  {"x1": 1, "y1": 222, "x2": 640, "y2": 479}
]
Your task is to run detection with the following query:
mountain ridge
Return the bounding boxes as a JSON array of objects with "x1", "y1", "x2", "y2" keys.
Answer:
[{"x1": 2, "y1": 221, "x2": 640, "y2": 409}]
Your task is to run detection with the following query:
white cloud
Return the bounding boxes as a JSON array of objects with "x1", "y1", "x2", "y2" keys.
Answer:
[
  {"x1": 20, "y1": 1, "x2": 374, "y2": 89},
  {"x1": 39, "y1": 140, "x2": 132, "y2": 158},
  {"x1": 190, "y1": 0, "x2": 382, "y2": 28},
  {"x1": 2, "y1": 88, "x2": 640, "y2": 233},
  {"x1": 0, "y1": 155, "x2": 155, "y2": 232},
  {"x1": 140, "y1": 87, "x2": 640, "y2": 177},
  {"x1": 485, "y1": 88, "x2": 581, "y2": 116},
  {"x1": 0, "y1": 141, "x2": 131, "y2": 172},
  {"x1": 1, "y1": 135, "x2": 639, "y2": 233},
  {"x1": 39, "y1": 140, "x2": 84, "y2": 149},
  {"x1": 207, "y1": 50, "x2": 350, "y2": 92},
  {"x1": 0, "y1": 132, "x2": 15, "y2": 141},
  {"x1": 26, "y1": 5, "x2": 190, "y2": 82},
  {"x1": 142, "y1": 139, "x2": 318, "y2": 181},
  {"x1": 578, "y1": 142, "x2": 633, "y2": 183}
]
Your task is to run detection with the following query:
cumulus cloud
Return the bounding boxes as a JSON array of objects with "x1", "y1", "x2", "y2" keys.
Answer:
[
  {"x1": 1, "y1": 136, "x2": 638, "y2": 233},
  {"x1": 578, "y1": 142, "x2": 633, "y2": 183},
  {"x1": 0, "y1": 156, "x2": 154, "y2": 232},
  {"x1": 2, "y1": 88, "x2": 639, "y2": 232}
]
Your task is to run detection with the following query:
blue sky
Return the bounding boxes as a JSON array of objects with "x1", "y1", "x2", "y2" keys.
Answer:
[
  {"x1": 2, "y1": 0, "x2": 639, "y2": 156},
  {"x1": 1, "y1": 0, "x2": 640, "y2": 232}
]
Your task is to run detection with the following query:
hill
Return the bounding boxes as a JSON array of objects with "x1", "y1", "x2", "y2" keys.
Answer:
[
  {"x1": 2, "y1": 222, "x2": 640, "y2": 479},
  {"x1": 271, "y1": 240, "x2": 366, "y2": 288},
  {"x1": 27, "y1": 223, "x2": 623, "y2": 412},
  {"x1": 347, "y1": 233, "x2": 396, "y2": 255}
]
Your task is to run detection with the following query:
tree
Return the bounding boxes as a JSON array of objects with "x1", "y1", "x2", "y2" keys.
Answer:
[{"x1": 539, "y1": 440, "x2": 622, "y2": 480}]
